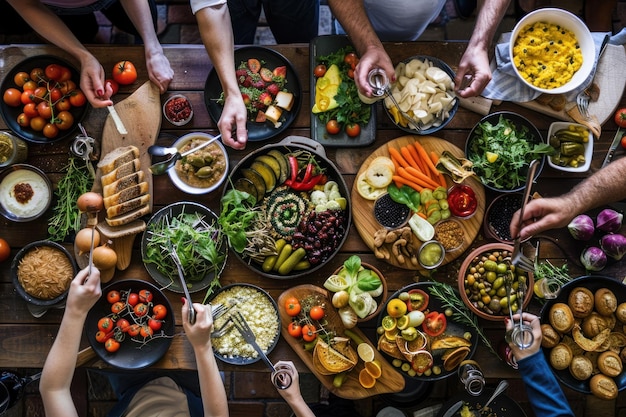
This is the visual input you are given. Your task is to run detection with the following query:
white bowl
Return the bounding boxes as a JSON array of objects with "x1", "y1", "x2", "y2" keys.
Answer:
[
  {"x1": 547, "y1": 122, "x2": 593, "y2": 172},
  {"x1": 0, "y1": 164, "x2": 52, "y2": 222},
  {"x1": 509, "y1": 8, "x2": 595, "y2": 94},
  {"x1": 167, "y1": 132, "x2": 229, "y2": 195},
  {"x1": 163, "y1": 94, "x2": 193, "y2": 126}
]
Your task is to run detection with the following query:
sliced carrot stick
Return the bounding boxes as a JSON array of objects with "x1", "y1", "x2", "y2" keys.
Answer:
[
  {"x1": 388, "y1": 147, "x2": 410, "y2": 168},
  {"x1": 401, "y1": 146, "x2": 419, "y2": 169},
  {"x1": 392, "y1": 175, "x2": 424, "y2": 192},
  {"x1": 413, "y1": 141, "x2": 440, "y2": 181},
  {"x1": 429, "y1": 151, "x2": 439, "y2": 166},
  {"x1": 404, "y1": 166, "x2": 440, "y2": 189},
  {"x1": 417, "y1": 212, "x2": 428, "y2": 220},
  {"x1": 409, "y1": 144, "x2": 427, "y2": 173},
  {"x1": 397, "y1": 167, "x2": 437, "y2": 190}
]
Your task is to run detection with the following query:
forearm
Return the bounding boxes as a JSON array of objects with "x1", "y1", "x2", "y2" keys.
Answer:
[
  {"x1": 326, "y1": 0, "x2": 383, "y2": 57},
  {"x1": 563, "y1": 157, "x2": 626, "y2": 213},
  {"x1": 283, "y1": 395, "x2": 315, "y2": 417},
  {"x1": 194, "y1": 345, "x2": 228, "y2": 417},
  {"x1": 119, "y1": 0, "x2": 163, "y2": 56},
  {"x1": 466, "y1": 0, "x2": 510, "y2": 51}
]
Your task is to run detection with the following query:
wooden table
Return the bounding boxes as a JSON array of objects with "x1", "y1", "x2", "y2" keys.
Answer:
[{"x1": 1, "y1": 42, "x2": 625, "y2": 384}]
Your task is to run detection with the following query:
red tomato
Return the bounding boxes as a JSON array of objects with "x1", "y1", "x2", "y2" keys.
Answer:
[
  {"x1": 3, "y1": 88, "x2": 22, "y2": 107},
  {"x1": 313, "y1": 64, "x2": 327, "y2": 78},
  {"x1": 45, "y1": 64, "x2": 64, "y2": 82},
  {"x1": 302, "y1": 324, "x2": 317, "y2": 342},
  {"x1": 309, "y1": 306, "x2": 325, "y2": 321},
  {"x1": 116, "y1": 318, "x2": 131, "y2": 333},
  {"x1": 104, "y1": 338, "x2": 121, "y2": 352},
  {"x1": 13, "y1": 72, "x2": 29, "y2": 87},
  {"x1": 98, "y1": 317, "x2": 115, "y2": 333},
  {"x1": 32, "y1": 87, "x2": 47, "y2": 101},
  {"x1": 406, "y1": 289, "x2": 429, "y2": 312},
  {"x1": 56, "y1": 111, "x2": 74, "y2": 130},
  {"x1": 112, "y1": 60, "x2": 138, "y2": 85},
  {"x1": 42, "y1": 123, "x2": 59, "y2": 139},
  {"x1": 29, "y1": 67, "x2": 45, "y2": 82},
  {"x1": 22, "y1": 81, "x2": 37, "y2": 92},
  {"x1": 21, "y1": 90, "x2": 34, "y2": 105},
  {"x1": 59, "y1": 80, "x2": 76, "y2": 95},
  {"x1": 422, "y1": 311, "x2": 447, "y2": 337},
  {"x1": 247, "y1": 58, "x2": 261, "y2": 74},
  {"x1": 285, "y1": 297, "x2": 301, "y2": 317},
  {"x1": 287, "y1": 322, "x2": 302, "y2": 338},
  {"x1": 55, "y1": 98, "x2": 71, "y2": 112},
  {"x1": 152, "y1": 304, "x2": 167, "y2": 320},
  {"x1": 140, "y1": 325, "x2": 153, "y2": 338},
  {"x1": 0, "y1": 238, "x2": 9, "y2": 263},
  {"x1": 58, "y1": 66, "x2": 72, "y2": 83},
  {"x1": 49, "y1": 87, "x2": 62, "y2": 103},
  {"x1": 16, "y1": 113, "x2": 30, "y2": 128},
  {"x1": 325, "y1": 119, "x2": 340, "y2": 135},
  {"x1": 127, "y1": 324, "x2": 141, "y2": 337},
  {"x1": 347, "y1": 68, "x2": 355, "y2": 79},
  {"x1": 345, "y1": 123, "x2": 361, "y2": 137},
  {"x1": 95, "y1": 330, "x2": 109, "y2": 343},
  {"x1": 69, "y1": 90, "x2": 86, "y2": 107},
  {"x1": 134, "y1": 303, "x2": 149, "y2": 317},
  {"x1": 127, "y1": 292, "x2": 139, "y2": 307},
  {"x1": 621, "y1": 136, "x2": 626, "y2": 150},
  {"x1": 139, "y1": 289, "x2": 153, "y2": 303},
  {"x1": 111, "y1": 301, "x2": 126, "y2": 314},
  {"x1": 29, "y1": 116, "x2": 46, "y2": 132},
  {"x1": 615, "y1": 108, "x2": 626, "y2": 128},
  {"x1": 36, "y1": 102, "x2": 52, "y2": 119},
  {"x1": 105, "y1": 78, "x2": 119, "y2": 96},
  {"x1": 344, "y1": 52, "x2": 358, "y2": 67},
  {"x1": 148, "y1": 318, "x2": 162, "y2": 331},
  {"x1": 23, "y1": 103, "x2": 38, "y2": 118}
]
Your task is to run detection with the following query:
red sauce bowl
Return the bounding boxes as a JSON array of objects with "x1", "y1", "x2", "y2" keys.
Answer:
[{"x1": 163, "y1": 94, "x2": 193, "y2": 126}]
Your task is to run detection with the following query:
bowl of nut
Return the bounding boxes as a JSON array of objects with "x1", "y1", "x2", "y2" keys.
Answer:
[{"x1": 457, "y1": 243, "x2": 534, "y2": 321}]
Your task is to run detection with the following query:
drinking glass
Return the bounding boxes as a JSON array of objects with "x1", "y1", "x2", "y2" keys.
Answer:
[
  {"x1": 539, "y1": 278, "x2": 562, "y2": 299},
  {"x1": 505, "y1": 323, "x2": 534, "y2": 350},
  {"x1": 0, "y1": 371, "x2": 40, "y2": 415},
  {"x1": 271, "y1": 363, "x2": 294, "y2": 390},
  {"x1": 457, "y1": 360, "x2": 484, "y2": 396}
]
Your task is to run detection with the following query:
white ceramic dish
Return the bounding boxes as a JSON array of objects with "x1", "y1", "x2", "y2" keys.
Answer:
[
  {"x1": 509, "y1": 8, "x2": 595, "y2": 94},
  {"x1": 162, "y1": 94, "x2": 193, "y2": 126},
  {"x1": 547, "y1": 121, "x2": 593, "y2": 172},
  {"x1": 0, "y1": 164, "x2": 52, "y2": 221}
]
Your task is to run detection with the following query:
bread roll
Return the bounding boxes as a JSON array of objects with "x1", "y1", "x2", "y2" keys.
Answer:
[
  {"x1": 550, "y1": 303, "x2": 575, "y2": 333},
  {"x1": 569, "y1": 355, "x2": 593, "y2": 380},
  {"x1": 595, "y1": 288, "x2": 618, "y2": 316},
  {"x1": 568, "y1": 287, "x2": 594, "y2": 318},
  {"x1": 582, "y1": 312, "x2": 609, "y2": 338},
  {"x1": 616, "y1": 303, "x2": 626, "y2": 323},
  {"x1": 590, "y1": 374, "x2": 618, "y2": 400},
  {"x1": 541, "y1": 324, "x2": 561, "y2": 348},
  {"x1": 598, "y1": 351, "x2": 623, "y2": 377},
  {"x1": 550, "y1": 343, "x2": 573, "y2": 370}
]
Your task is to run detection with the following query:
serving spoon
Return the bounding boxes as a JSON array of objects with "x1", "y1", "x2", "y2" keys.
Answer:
[{"x1": 149, "y1": 134, "x2": 221, "y2": 175}]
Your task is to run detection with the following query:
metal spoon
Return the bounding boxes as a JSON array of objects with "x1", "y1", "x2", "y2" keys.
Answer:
[
  {"x1": 149, "y1": 134, "x2": 221, "y2": 176},
  {"x1": 473, "y1": 380, "x2": 509, "y2": 416}
]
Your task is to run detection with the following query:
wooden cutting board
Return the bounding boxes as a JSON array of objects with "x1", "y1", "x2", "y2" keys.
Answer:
[
  {"x1": 277, "y1": 285, "x2": 405, "y2": 399},
  {"x1": 351, "y1": 136, "x2": 485, "y2": 271},
  {"x1": 517, "y1": 44, "x2": 626, "y2": 125}
]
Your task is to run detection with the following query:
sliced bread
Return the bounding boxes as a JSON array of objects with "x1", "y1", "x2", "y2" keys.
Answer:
[
  {"x1": 105, "y1": 194, "x2": 150, "y2": 218},
  {"x1": 105, "y1": 204, "x2": 151, "y2": 227},
  {"x1": 103, "y1": 171, "x2": 145, "y2": 198},
  {"x1": 101, "y1": 159, "x2": 141, "y2": 186},
  {"x1": 98, "y1": 146, "x2": 140, "y2": 175},
  {"x1": 103, "y1": 182, "x2": 149, "y2": 209}
]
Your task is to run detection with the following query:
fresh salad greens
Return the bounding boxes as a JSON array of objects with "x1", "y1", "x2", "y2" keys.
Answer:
[
  {"x1": 467, "y1": 115, "x2": 553, "y2": 190},
  {"x1": 218, "y1": 188, "x2": 258, "y2": 253}
]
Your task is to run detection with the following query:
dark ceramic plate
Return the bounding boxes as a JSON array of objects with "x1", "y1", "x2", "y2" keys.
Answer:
[
  {"x1": 85, "y1": 279, "x2": 175, "y2": 370},
  {"x1": 437, "y1": 388, "x2": 527, "y2": 417},
  {"x1": 141, "y1": 202, "x2": 228, "y2": 293},
  {"x1": 376, "y1": 282, "x2": 479, "y2": 382},
  {"x1": 0, "y1": 55, "x2": 87, "y2": 143},
  {"x1": 207, "y1": 283, "x2": 280, "y2": 365},
  {"x1": 204, "y1": 46, "x2": 301, "y2": 142},
  {"x1": 540, "y1": 275, "x2": 626, "y2": 394},
  {"x1": 309, "y1": 35, "x2": 376, "y2": 147}
]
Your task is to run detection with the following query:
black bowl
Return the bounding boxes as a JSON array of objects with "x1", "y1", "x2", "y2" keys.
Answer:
[
  {"x1": 0, "y1": 55, "x2": 88, "y2": 143},
  {"x1": 437, "y1": 388, "x2": 527, "y2": 417},
  {"x1": 11, "y1": 240, "x2": 77, "y2": 307},
  {"x1": 85, "y1": 279, "x2": 175, "y2": 370},
  {"x1": 465, "y1": 111, "x2": 544, "y2": 193}
]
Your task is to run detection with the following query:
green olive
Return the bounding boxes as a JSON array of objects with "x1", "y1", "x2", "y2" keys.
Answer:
[
  {"x1": 195, "y1": 166, "x2": 216, "y2": 178},
  {"x1": 484, "y1": 260, "x2": 497, "y2": 271}
]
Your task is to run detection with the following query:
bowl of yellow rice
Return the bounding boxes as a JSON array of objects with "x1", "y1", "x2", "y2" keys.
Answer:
[{"x1": 509, "y1": 8, "x2": 594, "y2": 94}]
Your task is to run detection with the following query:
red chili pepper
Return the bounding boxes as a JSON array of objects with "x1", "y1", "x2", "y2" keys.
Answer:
[
  {"x1": 288, "y1": 155, "x2": 299, "y2": 183},
  {"x1": 289, "y1": 174, "x2": 324, "y2": 191},
  {"x1": 302, "y1": 163, "x2": 314, "y2": 183}
]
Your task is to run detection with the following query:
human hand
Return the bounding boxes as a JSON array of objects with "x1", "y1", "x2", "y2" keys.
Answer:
[
  {"x1": 145, "y1": 51, "x2": 174, "y2": 93},
  {"x1": 454, "y1": 47, "x2": 492, "y2": 98},
  {"x1": 510, "y1": 197, "x2": 575, "y2": 241},
  {"x1": 182, "y1": 299, "x2": 214, "y2": 350},
  {"x1": 353, "y1": 46, "x2": 395, "y2": 98},
  {"x1": 78, "y1": 55, "x2": 113, "y2": 108},
  {"x1": 273, "y1": 361, "x2": 301, "y2": 401},
  {"x1": 506, "y1": 313, "x2": 542, "y2": 361},
  {"x1": 66, "y1": 267, "x2": 101, "y2": 316},
  {"x1": 218, "y1": 93, "x2": 248, "y2": 150}
]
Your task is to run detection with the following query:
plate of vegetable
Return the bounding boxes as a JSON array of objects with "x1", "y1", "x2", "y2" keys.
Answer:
[
  {"x1": 219, "y1": 135, "x2": 351, "y2": 279},
  {"x1": 141, "y1": 201, "x2": 227, "y2": 295},
  {"x1": 204, "y1": 46, "x2": 301, "y2": 142},
  {"x1": 309, "y1": 35, "x2": 376, "y2": 147}
]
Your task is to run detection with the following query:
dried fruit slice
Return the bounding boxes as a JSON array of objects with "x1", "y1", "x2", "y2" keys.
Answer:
[{"x1": 359, "y1": 368, "x2": 377, "y2": 388}]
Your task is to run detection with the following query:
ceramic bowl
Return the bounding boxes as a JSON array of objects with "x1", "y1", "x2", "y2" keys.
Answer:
[
  {"x1": 483, "y1": 193, "x2": 524, "y2": 243},
  {"x1": 163, "y1": 94, "x2": 193, "y2": 126},
  {"x1": 547, "y1": 122, "x2": 593, "y2": 173},
  {"x1": 0, "y1": 164, "x2": 52, "y2": 222},
  {"x1": 417, "y1": 240, "x2": 446, "y2": 269},
  {"x1": 509, "y1": 8, "x2": 595, "y2": 94}
]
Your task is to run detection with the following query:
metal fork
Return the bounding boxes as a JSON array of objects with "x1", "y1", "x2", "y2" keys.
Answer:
[
  {"x1": 384, "y1": 89, "x2": 424, "y2": 131},
  {"x1": 169, "y1": 245, "x2": 196, "y2": 324},
  {"x1": 576, "y1": 91, "x2": 590, "y2": 118},
  {"x1": 211, "y1": 316, "x2": 234, "y2": 338},
  {"x1": 232, "y1": 311, "x2": 276, "y2": 372},
  {"x1": 511, "y1": 159, "x2": 539, "y2": 273}
]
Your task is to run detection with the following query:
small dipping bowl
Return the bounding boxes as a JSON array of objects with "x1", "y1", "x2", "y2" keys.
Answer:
[
  {"x1": 418, "y1": 240, "x2": 445, "y2": 269},
  {"x1": 373, "y1": 193, "x2": 410, "y2": 229},
  {"x1": 0, "y1": 164, "x2": 52, "y2": 222},
  {"x1": 447, "y1": 183, "x2": 478, "y2": 219},
  {"x1": 0, "y1": 131, "x2": 28, "y2": 168},
  {"x1": 434, "y1": 218, "x2": 465, "y2": 252},
  {"x1": 483, "y1": 193, "x2": 523, "y2": 243},
  {"x1": 163, "y1": 94, "x2": 193, "y2": 126}
]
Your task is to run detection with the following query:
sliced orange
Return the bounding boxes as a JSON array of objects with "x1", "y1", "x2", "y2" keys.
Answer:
[
  {"x1": 364, "y1": 360, "x2": 383, "y2": 379},
  {"x1": 359, "y1": 368, "x2": 377, "y2": 388}
]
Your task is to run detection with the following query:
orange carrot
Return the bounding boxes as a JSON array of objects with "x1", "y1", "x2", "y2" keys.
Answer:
[
  {"x1": 430, "y1": 151, "x2": 447, "y2": 188},
  {"x1": 397, "y1": 167, "x2": 438, "y2": 190},
  {"x1": 401, "y1": 146, "x2": 419, "y2": 169},
  {"x1": 429, "y1": 151, "x2": 439, "y2": 166},
  {"x1": 404, "y1": 166, "x2": 440, "y2": 189},
  {"x1": 417, "y1": 212, "x2": 428, "y2": 220},
  {"x1": 409, "y1": 144, "x2": 427, "y2": 173},
  {"x1": 392, "y1": 175, "x2": 423, "y2": 192},
  {"x1": 388, "y1": 147, "x2": 410, "y2": 168},
  {"x1": 413, "y1": 141, "x2": 440, "y2": 182}
]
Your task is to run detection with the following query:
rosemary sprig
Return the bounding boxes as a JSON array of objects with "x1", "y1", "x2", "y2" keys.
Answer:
[{"x1": 428, "y1": 281, "x2": 499, "y2": 358}]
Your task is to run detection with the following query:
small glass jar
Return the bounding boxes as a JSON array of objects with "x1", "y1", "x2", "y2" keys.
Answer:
[
  {"x1": 505, "y1": 323, "x2": 534, "y2": 350},
  {"x1": 418, "y1": 240, "x2": 445, "y2": 270},
  {"x1": 0, "y1": 132, "x2": 28, "y2": 168},
  {"x1": 458, "y1": 360, "x2": 485, "y2": 396},
  {"x1": 368, "y1": 68, "x2": 389, "y2": 97}
]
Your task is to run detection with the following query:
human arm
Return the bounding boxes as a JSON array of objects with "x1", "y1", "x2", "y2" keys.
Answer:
[
  {"x1": 510, "y1": 157, "x2": 626, "y2": 240},
  {"x1": 119, "y1": 0, "x2": 173, "y2": 93},
  {"x1": 193, "y1": 1, "x2": 248, "y2": 149},
  {"x1": 273, "y1": 361, "x2": 315, "y2": 417},
  {"x1": 40, "y1": 267, "x2": 102, "y2": 417},
  {"x1": 182, "y1": 300, "x2": 228, "y2": 417},
  {"x1": 327, "y1": 0, "x2": 395, "y2": 97},
  {"x1": 455, "y1": 0, "x2": 510, "y2": 98},
  {"x1": 5, "y1": 0, "x2": 113, "y2": 107}
]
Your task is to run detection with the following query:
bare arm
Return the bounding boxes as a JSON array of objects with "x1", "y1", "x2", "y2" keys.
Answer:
[
  {"x1": 455, "y1": 0, "x2": 510, "y2": 97},
  {"x1": 326, "y1": 0, "x2": 395, "y2": 97},
  {"x1": 511, "y1": 158, "x2": 626, "y2": 240},
  {"x1": 40, "y1": 268, "x2": 102, "y2": 417},
  {"x1": 194, "y1": 3, "x2": 248, "y2": 149},
  {"x1": 182, "y1": 301, "x2": 228, "y2": 417},
  {"x1": 273, "y1": 361, "x2": 315, "y2": 417},
  {"x1": 6, "y1": 0, "x2": 113, "y2": 107},
  {"x1": 119, "y1": 0, "x2": 173, "y2": 93}
]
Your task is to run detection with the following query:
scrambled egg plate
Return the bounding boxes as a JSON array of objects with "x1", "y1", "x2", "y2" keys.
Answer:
[{"x1": 512, "y1": 21, "x2": 583, "y2": 90}]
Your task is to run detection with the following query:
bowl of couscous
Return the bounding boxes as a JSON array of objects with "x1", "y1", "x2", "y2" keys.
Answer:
[{"x1": 509, "y1": 8, "x2": 594, "y2": 94}]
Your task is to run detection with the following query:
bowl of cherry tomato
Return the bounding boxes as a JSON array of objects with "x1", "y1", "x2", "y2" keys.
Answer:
[
  {"x1": 85, "y1": 279, "x2": 175, "y2": 370},
  {"x1": 0, "y1": 55, "x2": 88, "y2": 143}
]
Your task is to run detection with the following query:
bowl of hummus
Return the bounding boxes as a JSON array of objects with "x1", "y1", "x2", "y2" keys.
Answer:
[
  {"x1": 0, "y1": 164, "x2": 52, "y2": 222},
  {"x1": 168, "y1": 132, "x2": 229, "y2": 195}
]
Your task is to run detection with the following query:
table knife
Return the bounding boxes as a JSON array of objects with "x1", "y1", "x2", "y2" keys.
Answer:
[
  {"x1": 442, "y1": 400, "x2": 464, "y2": 417},
  {"x1": 107, "y1": 105, "x2": 128, "y2": 135},
  {"x1": 601, "y1": 127, "x2": 624, "y2": 168}
]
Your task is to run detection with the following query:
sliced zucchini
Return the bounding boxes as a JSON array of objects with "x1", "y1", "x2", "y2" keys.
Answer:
[
  {"x1": 250, "y1": 160, "x2": 276, "y2": 192},
  {"x1": 267, "y1": 149, "x2": 290, "y2": 184},
  {"x1": 240, "y1": 168, "x2": 266, "y2": 199},
  {"x1": 255, "y1": 154, "x2": 284, "y2": 185},
  {"x1": 233, "y1": 177, "x2": 258, "y2": 203}
]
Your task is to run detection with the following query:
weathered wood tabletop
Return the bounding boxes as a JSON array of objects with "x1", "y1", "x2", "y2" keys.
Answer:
[{"x1": 1, "y1": 42, "x2": 625, "y2": 387}]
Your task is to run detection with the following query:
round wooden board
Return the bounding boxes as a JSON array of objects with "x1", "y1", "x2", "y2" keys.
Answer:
[{"x1": 351, "y1": 135, "x2": 485, "y2": 270}]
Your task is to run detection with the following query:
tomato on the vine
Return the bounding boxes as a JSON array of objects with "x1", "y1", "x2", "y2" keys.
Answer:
[
  {"x1": 55, "y1": 98, "x2": 71, "y2": 112},
  {"x1": 95, "y1": 330, "x2": 109, "y2": 343},
  {"x1": 111, "y1": 301, "x2": 126, "y2": 314},
  {"x1": 345, "y1": 123, "x2": 361, "y2": 137},
  {"x1": 45, "y1": 64, "x2": 64, "y2": 82},
  {"x1": 127, "y1": 292, "x2": 139, "y2": 307},
  {"x1": 309, "y1": 306, "x2": 325, "y2": 321},
  {"x1": 287, "y1": 322, "x2": 302, "y2": 338},
  {"x1": 152, "y1": 304, "x2": 167, "y2": 320},
  {"x1": 30, "y1": 116, "x2": 46, "y2": 132},
  {"x1": 112, "y1": 60, "x2": 138, "y2": 85},
  {"x1": 140, "y1": 325, "x2": 154, "y2": 338},
  {"x1": 21, "y1": 90, "x2": 34, "y2": 105},
  {"x1": 621, "y1": 136, "x2": 626, "y2": 150},
  {"x1": 3, "y1": 88, "x2": 22, "y2": 107},
  {"x1": 43, "y1": 122, "x2": 59, "y2": 139},
  {"x1": 29, "y1": 68, "x2": 44, "y2": 82},
  {"x1": 285, "y1": 297, "x2": 301, "y2": 317},
  {"x1": 127, "y1": 324, "x2": 141, "y2": 337},
  {"x1": 23, "y1": 103, "x2": 38, "y2": 118},
  {"x1": 36, "y1": 102, "x2": 52, "y2": 119},
  {"x1": 16, "y1": 113, "x2": 30, "y2": 128},
  {"x1": 615, "y1": 108, "x2": 626, "y2": 128},
  {"x1": 116, "y1": 318, "x2": 131, "y2": 333},
  {"x1": 302, "y1": 324, "x2": 317, "y2": 342},
  {"x1": 344, "y1": 52, "x2": 358, "y2": 68},
  {"x1": 422, "y1": 311, "x2": 446, "y2": 337},
  {"x1": 69, "y1": 90, "x2": 86, "y2": 107},
  {"x1": 134, "y1": 303, "x2": 149, "y2": 317},
  {"x1": 56, "y1": 111, "x2": 74, "y2": 130},
  {"x1": 314, "y1": 64, "x2": 327, "y2": 78},
  {"x1": 98, "y1": 317, "x2": 115, "y2": 333},
  {"x1": 13, "y1": 72, "x2": 29, "y2": 87},
  {"x1": 139, "y1": 289, "x2": 153, "y2": 303},
  {"x1": 148, "y1": 318, "x2": 162, "y2": 331},
  {"x1": 326, "y1": 119, "x2": 340, "y2": 135},
  {"x1": 104, "y1": 338, "x2": 121, "y2": 352}
]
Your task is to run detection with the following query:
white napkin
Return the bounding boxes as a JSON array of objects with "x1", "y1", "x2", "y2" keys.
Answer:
[{"x1": 482, "y1": 28, "x2": 626, "y2": 102}]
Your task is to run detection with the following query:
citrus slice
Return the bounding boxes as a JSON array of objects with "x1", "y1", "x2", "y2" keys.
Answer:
[
  {"x1": 387, "y1": 298, "x2": 408, "y2": 318},
  {"x1": 486, "y1": 151, "x2": 499, "y2": 163},
  {"x1": 534, "y1": 278, "x2": 546, "y2": 298},
  {"x1": 357, "y1": 343, "x2": 376, "y2": 362},
  {"x1": 323, "y1": 274, "x2": 349, "y2": 292},
  {"x1": 358, "y1": 368, "x2": 377, "y2": 388},
  {"x1": 381, "y1": 315, "x2": 397, "y2": 332},
  {"x1": 384, "y1": 328, "x2": 399, "y2": 341},
  {"x1": 396, "y1": 315, "x2": 410, "y2": 330},
  {"x1": 364, "y1": 359, "x2": 383, "y2": 379}
]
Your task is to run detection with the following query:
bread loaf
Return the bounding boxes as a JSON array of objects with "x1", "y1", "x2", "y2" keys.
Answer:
[
  {"x1": 106, "y1": 194, "x2": 150, "y2": 218},
  {"x1": 97, "y1": 146, "x2": 140, "y2": 175},
  {"x1": 101, "y1": 159, "x2": 141, "y2": 186},
  {"x1": 105, "y1": 204, "x2": 151, "y2": 227},
  {"x1": 103, "y1": 171, "x2": 144, "y2": 198},
  {"x1": 103, "y1": 182, "x2": 149, "y2": 209}
]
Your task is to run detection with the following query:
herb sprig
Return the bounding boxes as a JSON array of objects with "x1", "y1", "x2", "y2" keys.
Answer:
[{"x1": 429, "y1": 281, "x2": 499, "y2": 358}]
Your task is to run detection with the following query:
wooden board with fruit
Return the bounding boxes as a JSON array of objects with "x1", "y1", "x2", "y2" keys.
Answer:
[
  {"x1": 351, "y1": 135, "x2": 485, "y2": 270},
  {"x1": 277, "y1": 285, "x2": 405, "y2": 399}
]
